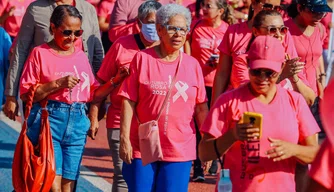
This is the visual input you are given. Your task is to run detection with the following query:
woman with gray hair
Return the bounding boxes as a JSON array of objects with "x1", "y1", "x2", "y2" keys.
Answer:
[{"x1": 118, "y1": 4, "x2": 208, "y2": 192}]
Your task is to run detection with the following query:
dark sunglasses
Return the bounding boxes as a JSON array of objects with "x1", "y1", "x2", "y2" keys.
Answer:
[
  {"x1": 260, "y1": 26, "x2": 289, "y2": 35},
  {"x1": 250, "y1": 69, "x2": 278, "y2": 78},
  {"x1": 260, "y1": 2, "x2": 283, "y2": 12},
  {"x1": 61, "y1": 29, "x2": 84, "y2": 37}
]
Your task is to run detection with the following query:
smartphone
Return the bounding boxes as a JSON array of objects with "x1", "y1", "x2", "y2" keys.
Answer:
[
  {"x1": 206, "y1": 54, "x2": 220, "y2": 67},
  {"x1": 242, "y1": 112, "x2": 263, "y2": 139}
]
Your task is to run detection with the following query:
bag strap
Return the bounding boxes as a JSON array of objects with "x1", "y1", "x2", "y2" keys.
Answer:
[
  {"x1": 155, "y1": 53, "x2": 182, "y2": 121},
  {"x1": 24, "y1": 85, "x2": 39, "y2": 121},
  {"x1": 134, "y1": 33, "x2": 146, "y2": 50},
  {"x1": 23, "y1": 85, "x2": 48, "y2": 131},
  {"x1": 136, "y1": 53, "x2": 183, "y2": 124}
]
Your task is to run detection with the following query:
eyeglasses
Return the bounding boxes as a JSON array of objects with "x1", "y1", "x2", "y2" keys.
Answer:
[
  {"x1": 61, "y1": 29, "x2": 84, "y2": 37},
  {"x1": 260, "y1": 2, "x2": 283, "y2": 12},
  {"x1": 201, "y1": 2, "x2": 219, "y2": 10},
  {"x1": 305, "y1": 7, "x2": 327, "y2": 18},
  {"x1": 260, "y1": 26, "x2": 289, "y2": 35},
  {"x1": 164, "y1": 25, "x2": 189, "y2": 36},
  {"x1": 249, "y1": 69, "x2": 278, "y2": 78}
]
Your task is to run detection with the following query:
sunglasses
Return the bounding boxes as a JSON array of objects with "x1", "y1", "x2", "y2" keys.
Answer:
[
  {"x1": 260, "y1": 26, "x2": 289, "y2": 35},
  {"x1": 164, "y1": 25, "x2": 189, "y2": 36},
  {"x1": 61, "y1": 29, "x2": 84, "y2": 37},
  {"x1": 260, "y1": 2, "x2": 283, "y2": 12},
  {"x1": 249, "y1": 69, "x2": 278, "y2": 78}
]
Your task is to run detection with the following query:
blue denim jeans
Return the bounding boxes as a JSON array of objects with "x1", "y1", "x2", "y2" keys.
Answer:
[{"x1": 26, "y1": 100, "x2": 90, "y2": 180}]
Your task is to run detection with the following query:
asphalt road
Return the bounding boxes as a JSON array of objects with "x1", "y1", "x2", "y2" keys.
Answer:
[{"x1": 0, "y1": 113, "x2": 216, "y2": 192}]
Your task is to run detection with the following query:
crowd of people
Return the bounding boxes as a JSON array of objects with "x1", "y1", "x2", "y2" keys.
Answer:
[{"x1": 1, "y1": 0, "x2": 334, "y2": 191}]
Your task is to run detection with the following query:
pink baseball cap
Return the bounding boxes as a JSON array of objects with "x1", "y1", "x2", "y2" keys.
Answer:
[
  {"x1": 247, "y1": 36, "x2": 285, "y2": 73},
  {"x1": 320, "y1": 79, "x2": 334, "y2": 145}
]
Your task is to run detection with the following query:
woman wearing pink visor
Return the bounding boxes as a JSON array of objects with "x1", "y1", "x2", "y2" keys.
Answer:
[{"x1": 199, "y1": 36, "x2": 320, "y2": 192}]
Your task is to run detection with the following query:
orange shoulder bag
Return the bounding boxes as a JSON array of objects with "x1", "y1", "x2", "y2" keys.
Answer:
[{"x1": 12, "y1": 85, "x2": 55, "y2": 192}]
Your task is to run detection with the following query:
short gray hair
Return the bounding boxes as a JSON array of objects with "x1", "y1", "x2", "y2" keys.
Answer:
[
  {"x1": 156, "y1": 4, "x2": 192, "y2": 28},
  {"x1": 138, "y1": 0, "x2": 162, "y2": 21}
]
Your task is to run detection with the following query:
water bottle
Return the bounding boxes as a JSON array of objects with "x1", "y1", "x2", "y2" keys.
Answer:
[{"x1": 218, "y1": 169, "x2": 232, "y2": 192}]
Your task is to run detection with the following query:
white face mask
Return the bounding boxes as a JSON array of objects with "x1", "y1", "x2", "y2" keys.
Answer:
[{"x1": 141, "y1": 21, "x2": 159, "y2": 43}]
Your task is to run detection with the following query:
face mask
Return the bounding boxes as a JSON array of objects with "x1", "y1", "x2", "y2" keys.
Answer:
[{"x1": 141, "y1": 22, "x2": 159, "y2": 43}]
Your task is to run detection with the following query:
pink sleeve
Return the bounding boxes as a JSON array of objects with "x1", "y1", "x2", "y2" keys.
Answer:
[
  {"x1": 309, "y1": 139, "x2": 334, "y2": 190},
  {"x1": 117, "y1": 52, "x2": 140, "y2": 102},
  {"x1": 284, "y1": 31, "x2": 298, "y2": 59},
  {"x1": 194, "y1": 58, "x2": 207, "y2": 104},
  {"x1": 295, "y1": 94, "x2": 320, "y2": 141},
  {"x1": 97, "y1": 40, "x2": 120, "y2": 82},
  {"x1": 97, "y1": 2, "x2": 108, "y2": 18},
  {"x1": 218, "y1": 25, "x2": 233, "y2": 56},
  {"x1": 200, "y1": 94, "x2": 236, "y2": 138},
  {"x1": 19, "y1": 50, "x2": 41, "y2": 96}
]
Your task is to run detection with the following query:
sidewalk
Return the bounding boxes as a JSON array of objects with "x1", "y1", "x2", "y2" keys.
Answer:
[{"x1": 0, "y1": 113, "x2": 109, "y2": 192}]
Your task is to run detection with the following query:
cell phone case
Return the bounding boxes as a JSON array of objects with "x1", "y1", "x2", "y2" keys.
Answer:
[{"x1": 242, "y1": 112, "x2": 263, "y2": 139}]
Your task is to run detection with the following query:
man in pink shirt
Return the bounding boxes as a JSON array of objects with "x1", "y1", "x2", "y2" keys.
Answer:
[
  {"x1": 199, "y1": 36, "x2": 319, "y2": 192},
  {"x1": 0, "y1": 0, "x2": 35, "y2": 40}
]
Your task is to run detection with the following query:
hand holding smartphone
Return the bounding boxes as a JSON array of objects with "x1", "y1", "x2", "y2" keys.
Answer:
[{"x1": 235, "y1": 112, "x2": 263, "y2": 141}]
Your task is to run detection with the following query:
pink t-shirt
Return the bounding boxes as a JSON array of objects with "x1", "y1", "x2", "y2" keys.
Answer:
[
  {"x1": 108, "y1": 21, "x2": 140, "y2": 43},
  {"x1": 20, "y1": 44, "x2": 99, "y2": 104},
  {"x1": 309, "y1": 139, "x2": 334, "y2": 191},
  {"x1": 190, "y1": 20, "x2": 229, "y2": 87},
  {"x1": 218, "y1": 22, "x2": 298, "y2": 91},
  {"x1": 97, "y1": 34, "x2": 140, "y2": 129},
  {"x1": 0, "y1": 0, "x2": 34, "y2": 37},
  {"x1": 201, "y1": 84, "x2": 320, "y2": 192},
  {"x1": 285, "y1": 19, "x2": 326, "y2": 96},
  {"x1": 118, "y1": 48, "x2": 207, "y2": 161},
  {"x1": 97, "y1": 0, "x2": 116, "y2": 24}
]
